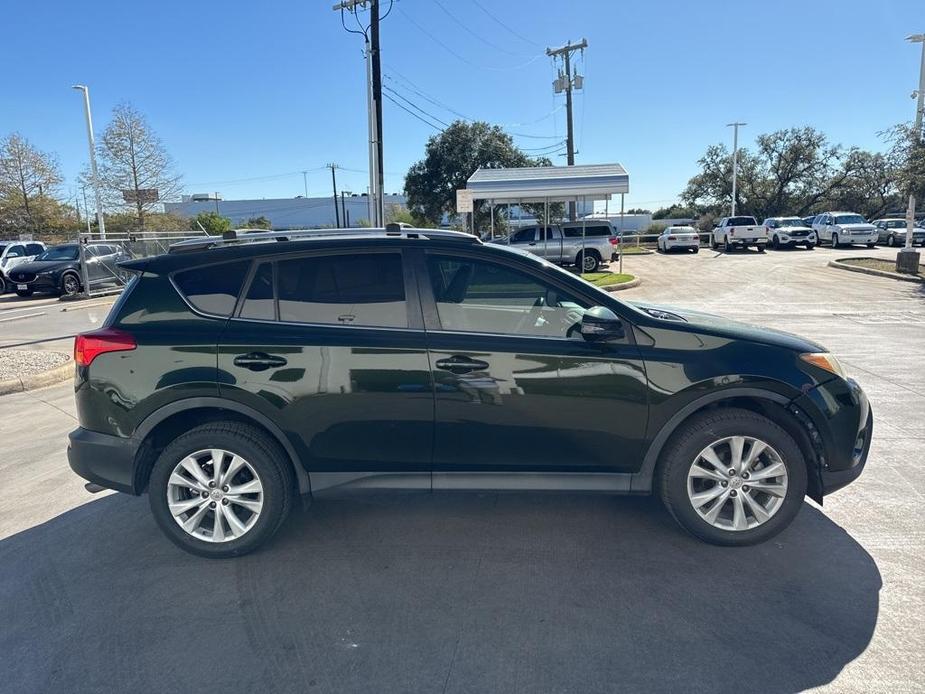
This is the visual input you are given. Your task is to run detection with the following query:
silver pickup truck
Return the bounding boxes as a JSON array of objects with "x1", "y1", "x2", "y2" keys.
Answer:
[{"x1": 492, "y1": 221, "x2": 618, "y2": 272}]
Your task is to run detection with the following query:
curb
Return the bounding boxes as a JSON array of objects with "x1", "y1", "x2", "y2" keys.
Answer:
[
  {"x1": 602, "y1": 277, "x2": 641, "y2": 292},
  {"x1": 828, "y1": 259, "x2": 924, "y2": 283},
  {"x1": 0, "y1": 361, "x2": 73, "y2": 397}
]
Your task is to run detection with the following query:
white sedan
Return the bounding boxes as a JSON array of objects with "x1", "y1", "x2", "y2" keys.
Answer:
[{"x1": 657, "y1": 226, "x2": 700, "y2": 253}]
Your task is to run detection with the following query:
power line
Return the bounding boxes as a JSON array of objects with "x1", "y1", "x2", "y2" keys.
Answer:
[
  {"x1": 383, "y1": 85, "x2": 451, "y2": 128},
  {"x1": 469, "y1": 0, "x2": 543, "y2": 49},
  {"x1": 431, "y1": 0, "x2": 534, "y2": 58},
  {"x1": 383, "y1": 92, "x2": 445, "y2": 131},
  {"x1": 396, "y1": 6, "x2": 544, "y2": 72}
]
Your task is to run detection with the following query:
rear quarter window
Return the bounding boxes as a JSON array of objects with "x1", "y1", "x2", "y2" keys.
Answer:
[{"x1": 173, "y1": 260, "x2": 250, "y2": 316}]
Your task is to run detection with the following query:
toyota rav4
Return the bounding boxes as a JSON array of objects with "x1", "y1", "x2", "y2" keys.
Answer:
[{"x1": 67, "y1": 227, "x2": 872, "y2": 557}]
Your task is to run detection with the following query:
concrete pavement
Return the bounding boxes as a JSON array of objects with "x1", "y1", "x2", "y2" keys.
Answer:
[{"x1": 0, "y1": 244, "x2": 922, "y2": 693}]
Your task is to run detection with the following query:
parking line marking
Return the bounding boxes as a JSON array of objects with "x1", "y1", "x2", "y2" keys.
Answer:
[{"x1": 0, "y1": 311, "x2": 46, "y2": 323}]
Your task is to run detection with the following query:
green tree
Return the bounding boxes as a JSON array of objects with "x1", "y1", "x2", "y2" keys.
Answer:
[
  {"x1": 625, "y1": 208, "x2": 652, "y2": 215},
  {"x1": 682, "y1": 127, "x2": 867, "y2": 220},
  {"x1": 192, "y1": 211, "x2": 232, "y2": 234},
  {"x1": 883, "y1": 122, "x2": 925, "y2": 211},
  {"x1": 385, "y1": 204, "x2": 432, "y2": 227},
  {"x1": 96, "y1": 103, "x2": 182, "y2": 231},
  {"x1": 0, "y1": 133, "x2": 63, "y2": 233},
  {"x1": 404, "y1": 120, "x2": 560, "y2": 231},
  {"x1": 242, "y1": 216, "x2": 272, "y2": 229},
  {"x1": 653, "y1": 204, "x2": 698, "y2": 219}
]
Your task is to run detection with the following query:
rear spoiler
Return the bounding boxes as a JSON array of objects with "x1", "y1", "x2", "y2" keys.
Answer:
[{"x1": 117, "y1": 258, "x2": 150, "y2": 274}]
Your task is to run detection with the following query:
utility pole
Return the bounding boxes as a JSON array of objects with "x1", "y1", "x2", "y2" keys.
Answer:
[
  {"x1": 333, "y1": 0, "x2": 386, "y2": 227},
  {"x1": 547, "y1": 38, "x2": 587, "y2": 221},
  {"x1": 727, "y1": 122, "x2": 746, "y2": 216},
  {"x1": 302, "y1": 170, "x2": 309, "y2": 198},
  {"x1": 72, "y1": 85, "x2": 106, "y2": 239},
  {"x1": 328, "y1": 163, "x2": 341, "y2": 227},
  {"x1": 898, "y1": 33, "x2": 925, "y2": 274}
]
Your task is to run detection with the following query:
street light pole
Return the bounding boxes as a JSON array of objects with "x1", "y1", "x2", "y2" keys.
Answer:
[
  {"x1": 727, "y1": 122, "x2": 746, "y2": 217},
  {"x1": 72, "y1": 85, "x2": 106, "y2": 239},
  {"x1": 898, "y1": 34, "x2": 925, "y2": 273}
]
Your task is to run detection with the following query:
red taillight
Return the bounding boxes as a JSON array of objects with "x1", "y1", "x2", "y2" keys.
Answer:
[
  {"x1": 74, "y1": 328, "x2": 136, "y2": 367},
  {"x1": 609, "y1": 237, "x2": 619, "y2": 245}
]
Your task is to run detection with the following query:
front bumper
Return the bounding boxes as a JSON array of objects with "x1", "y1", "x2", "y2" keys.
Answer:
[
  {"x1": 11, "y1": 274, "x2": 60, "y2": 292},
  {"x1": 68, "y1": 427, "x2": 140, "y2": 495},
  {"x1": 793, "y1": 377, "x2": 872, "y2": 496},
  {"x1": 778, "y1": 233, "x2": 816, "y2": 245}
]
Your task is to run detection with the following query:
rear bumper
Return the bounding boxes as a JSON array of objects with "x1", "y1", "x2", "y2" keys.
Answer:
[{"x1": 68, "y1": 427, "x2": 140, "y2": 495}]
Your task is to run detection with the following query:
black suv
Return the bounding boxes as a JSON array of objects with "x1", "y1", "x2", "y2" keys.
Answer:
[{"x1": 67, "y1": 227, "x2": 872, "y2": 557}]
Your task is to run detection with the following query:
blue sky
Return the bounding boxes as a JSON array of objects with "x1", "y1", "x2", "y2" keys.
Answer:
[{"x1": 2, "y1": 0, "x2": 922, "y2": 212}]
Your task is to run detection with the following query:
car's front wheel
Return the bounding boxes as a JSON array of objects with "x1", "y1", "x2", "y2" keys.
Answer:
[
  {"x1": 61, "y1": 272, "x2": 82, "y2": 297},
  {"x1": 657, "y1": 408, "x2": 807, "y2": 546},
  {"x1": 148, "y1": 422, "x2": 294, "y2": 558}
]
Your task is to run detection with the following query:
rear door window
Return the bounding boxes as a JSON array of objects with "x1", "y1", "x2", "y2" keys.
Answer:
[
  {"x1": 174, "y1": 260, "x2": 250, "y2": 316},
  {"x1": 25, "y1": 243, "x2": 44, "y2": 255},
  {"x1": 276, "y1": 252, "x2": 408, "y2": 328}
]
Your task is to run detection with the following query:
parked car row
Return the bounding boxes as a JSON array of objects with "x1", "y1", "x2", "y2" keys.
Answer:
[
  {"x1": 1, "y1": 242, "x2": 131, "y2": 297},
  {"x1": 0, "y1": 241, "x2": 47, "y2": 292}
]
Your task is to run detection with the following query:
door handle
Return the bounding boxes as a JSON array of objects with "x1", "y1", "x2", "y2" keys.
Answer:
[
  {"x1": 435, "y1": 356, "x2": 489, "y2": 374},
  {"x1": 233, "y1": 352, "x2": 288, "y2": 371}
]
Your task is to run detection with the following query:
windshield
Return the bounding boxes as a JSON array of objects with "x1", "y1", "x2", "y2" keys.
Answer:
[
  {"x1": 36, "y1": 245, "x2": 79, "y2": 261},
  {"x1": 667, "y1": 227, "x2": 696, "y2": 233},
  {"x1": 729, "y1": 216, "x2": 757, "y2": 226},
  {"x1": 0, "y1": 245, "x2": 7, "y2": 254},
  {"x1": 778, "y1": 218, "x2": 806, "y2": 227},
  {"x1": 835, "y1": 214, "x2": 867, "y2": 225}
]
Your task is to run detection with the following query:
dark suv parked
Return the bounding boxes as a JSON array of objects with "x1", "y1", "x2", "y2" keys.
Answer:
[
  {"x1": 68, "y1": 227, "x2": 872, "y2": 557},
  {"x1": 8, "y1": 242, "x2": 130, "y2": 297}
]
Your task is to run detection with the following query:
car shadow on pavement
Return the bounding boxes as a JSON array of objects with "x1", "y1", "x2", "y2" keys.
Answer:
[{"x1": 0, "y1": 492, "x2": 880, "y2": 694}]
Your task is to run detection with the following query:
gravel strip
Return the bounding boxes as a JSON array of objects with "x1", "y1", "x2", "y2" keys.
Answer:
[{"x1": 0, "y1": 350, "x2": 72, "y2": 382}]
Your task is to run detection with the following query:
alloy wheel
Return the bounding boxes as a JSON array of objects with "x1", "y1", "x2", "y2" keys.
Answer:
[
  {"x1": 166, "y1": 448, "x2": 264, "y2": 542},
  {"x1": 63, "y1": 274, "x2": 81, "y2": 295},
  {"x1": 686, "y1": 435, "x2": 788, "y2": 532}
]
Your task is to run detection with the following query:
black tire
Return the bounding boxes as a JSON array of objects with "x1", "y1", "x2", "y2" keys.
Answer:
[
  {"x1": 757, "y1": 244, "x2": 766, "y2": 253},
  {"x1": 711, "y1": 237, "x2": 719, "y2": 250},
  {"x1": 692, "y1": 246, "x2": 699, "y2": 253},
  {"x1": 657, "y1": 408, "x2": 808, "y2": 546},
  {"x1": 15, "y1": 289, "x2": 33, "y2": 297},
  {"x1": 577, "y1": 251, "x2": 600, "y2": 273},
  {"x1": 832, "y1": 232, "x2": 840, "y2": 248},
  {"x1": 887, "y1": 235, "x2": 895, "y2": 247},
  {"x1": 866, "y1": 242, "x2": 876, "y2": 249},
  {"x1": 805, "y1": 242, "x2": 815, "y2": 250},
  {"x1": 724, "y1": 237, "x2": 733, "y2": 253},
  {"x1": 771, "y1": 235, "x2": 779, "y2": 250},
  {"x1": 61, "y1": 272, "x2": 82, "y2": 297},
  {"x1": 148, "y1": 422, "x2": 294, "y2": 558}
]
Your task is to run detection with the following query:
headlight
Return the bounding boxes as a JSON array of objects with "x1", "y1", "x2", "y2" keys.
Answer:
[{"x1": 800, "y1": 353, "x2": 846, "y2": 379}]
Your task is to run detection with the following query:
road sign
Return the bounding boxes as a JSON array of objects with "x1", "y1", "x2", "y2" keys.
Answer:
[
  {"x1": 122, "y1": 188, "x2": 159, "y2": 204},
  {"x1": 456, "y1": 189, "x2": 473, "y2": 214}
]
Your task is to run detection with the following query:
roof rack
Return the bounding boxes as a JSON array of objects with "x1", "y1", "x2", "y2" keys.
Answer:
[{"x1": 168, "y1": 224, "x2": 481, "y2": 253}]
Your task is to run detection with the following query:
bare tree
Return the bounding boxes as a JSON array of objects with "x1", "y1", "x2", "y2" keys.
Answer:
[
  {"x1": 0, "y1": 133, "x2": 63, "y2": 232},
  {"x1": 97, "y1": 103, "x2": 181, "y2": 230}
]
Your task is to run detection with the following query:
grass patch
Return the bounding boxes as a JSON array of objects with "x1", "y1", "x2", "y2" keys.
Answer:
[
  {"x1": 580, "y1": 272, "x2": 635, "y2": 287},
  {"x1": 618, "y1": 246, "x2": 652, "y2": 254},
  {"x1": 840, "y1": 257, "x2": 925, "y2": 279}
]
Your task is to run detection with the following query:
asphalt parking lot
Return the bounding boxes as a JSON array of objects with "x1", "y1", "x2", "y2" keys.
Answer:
[{"x1": 0, "y1": 244, "x2": 922, "y2": 693}]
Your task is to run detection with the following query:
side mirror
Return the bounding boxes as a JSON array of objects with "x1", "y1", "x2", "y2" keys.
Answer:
[{"x1": 580, "y1": 306, "x2": 625, "y2": 342}]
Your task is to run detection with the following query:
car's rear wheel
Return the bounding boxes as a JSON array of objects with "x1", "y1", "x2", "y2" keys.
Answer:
[
  {"x1": 657, "y1": 408, "x2": 807, "y2": 546},
  {"x1": 578, "y1": 250, "x2": 600, "y2": 273},
  {"x1": 148, "y1": 422, "x2": 293, "y2": 558}
]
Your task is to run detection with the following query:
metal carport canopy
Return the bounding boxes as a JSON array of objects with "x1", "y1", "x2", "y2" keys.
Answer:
[{"x1": 465, "y1": 163, "x2": 629, "y2": 203}]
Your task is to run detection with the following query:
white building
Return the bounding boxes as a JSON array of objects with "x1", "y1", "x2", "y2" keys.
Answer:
[{"x1": 164, "y1": 194, "x2": 408, "y2": 229}]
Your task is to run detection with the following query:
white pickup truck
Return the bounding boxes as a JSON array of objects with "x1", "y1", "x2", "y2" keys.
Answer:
[
  {"x1": 711, "y1": 216, "x2": 767, "y2": 252},
  {"x1": 497, "y1": 222, "x2": 618, "y2": 272}
]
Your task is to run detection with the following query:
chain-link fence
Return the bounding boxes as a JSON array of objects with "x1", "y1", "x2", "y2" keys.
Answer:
[{"x1": 74, "y1": 231, "x2": 209, "y2": 299}]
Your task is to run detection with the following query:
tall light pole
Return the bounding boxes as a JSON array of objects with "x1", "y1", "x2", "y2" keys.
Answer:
[
  {"x1": 727, "y1": 122, "x2": 746, "y2": 217},
  {"x1": 898, "y1": 34, "x2": 925, "y2": 274},
  {"x1": 72, "y1": 85, "x2": 106, "y2": 239}
]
